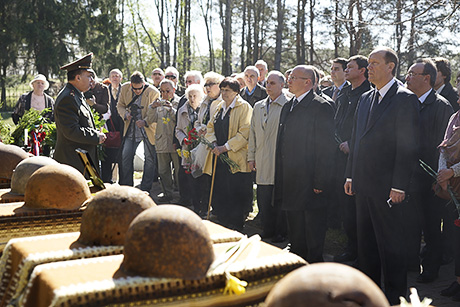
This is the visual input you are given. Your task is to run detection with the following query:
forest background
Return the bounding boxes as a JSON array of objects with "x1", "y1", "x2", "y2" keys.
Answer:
[{"x1": 1, "y1": 0, "x2": 460, "y2": 110}]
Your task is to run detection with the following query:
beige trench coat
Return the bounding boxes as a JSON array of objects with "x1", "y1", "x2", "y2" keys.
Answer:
[{"x1": 248, "y1": 93, "x2": 287, "y2": 185}]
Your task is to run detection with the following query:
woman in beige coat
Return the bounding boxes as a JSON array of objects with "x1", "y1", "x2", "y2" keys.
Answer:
[{"x1": 203, "y1": 77, "x2": 252, "y2": 230}]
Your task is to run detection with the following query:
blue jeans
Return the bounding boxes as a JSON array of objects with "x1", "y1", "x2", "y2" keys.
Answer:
[{"x1": 120, "y1": 138, "x2": 157, "y2": 191}]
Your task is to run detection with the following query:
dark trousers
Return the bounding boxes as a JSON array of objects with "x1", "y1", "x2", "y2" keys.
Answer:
[
  {"x1": 257, "y1": 184, "x2": 287, "y2": 237},
  {"x1": 414, "y1": 184, "x2": 444, "y2": 273},
  {"x1": 101, "y1": 147, "x2": 121, "y2": 183},
  {"x1": 356, "y1": 193, "x2": 407, "y2": 305},
  {"x1": 455, "y1": 225, "x2": 460, "y2": 277},
  {"x1": 285, "y1": 193, "x2": 328, "y2": 263},
  {"x1": 211, "y1": 159, "x2": 252, "y2": 231},
  {"x1": 442, "y1": 202, "x2": 458, "y2": 263},
  {"x1": 178, "y1": 165, "x2": 192, "y2": 206}
]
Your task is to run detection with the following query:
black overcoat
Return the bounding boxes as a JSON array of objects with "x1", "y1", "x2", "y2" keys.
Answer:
[{"x1": 274, "y1": 90, "x2": 336, "y2": 211}]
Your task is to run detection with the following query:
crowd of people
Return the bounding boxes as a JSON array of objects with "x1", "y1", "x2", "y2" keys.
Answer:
[{"x1": 11, "y1": 47, "x2": 460, "y2": 304}]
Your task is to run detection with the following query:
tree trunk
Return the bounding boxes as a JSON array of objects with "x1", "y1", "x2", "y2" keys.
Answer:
[
  {"x1": 240, "y1": 0, "x2": 247, "y2": 71},
  {"x1": 407, "y1": 0, "x2": 418, "y2": 67},
  {"x1": 309, "y1": 0, "x2": 315, "y2": 64},
  {"x1": 395, "y1": 0, "x2": 403, "y2": 78},
  {"x1": 173, "y1": 0, "x2": 180, "y2": 67},
  {"x1": 296, "y1": 0, "x2": 306, "y2": 64},
  {"x1": 253, "y1": 0, "x2": 260, "y2": 63},
  {"x1": 223, "y1": 0, "x2": 233, "y2": 75},
  {"x1": 246, "y1": 0, "x2": 252, "y2": 66},
  {"x1": 274, "y1": 0, "x2": 284, "y2": 70},
  {"x1": 334, "y1": 0, "x2": 339, "y2": 58}
]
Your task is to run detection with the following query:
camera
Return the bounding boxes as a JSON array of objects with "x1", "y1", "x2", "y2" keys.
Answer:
[{"x1": 129, "y1": 104, "x2": 143, "y2": 120}]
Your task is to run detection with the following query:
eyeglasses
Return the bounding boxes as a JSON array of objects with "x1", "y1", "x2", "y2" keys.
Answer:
[
  {"x1": 132, "y1": 85, "x2": 143, "y2": 91},
  {"x1": 152, "y1": 73, "x2": 163, "y2": 76},
  {"x1": 204, "y1": 82, "x2": 217, "y2": 87},
  {"x1": 288, "y1": 75, "x2": 309, "y2": 81},
  {"x1": 406, "y1": 72, "x2": 427, "y2": 77},
  {"x1": 165, "y1": 75, "x2": 177, "y2": 80}
]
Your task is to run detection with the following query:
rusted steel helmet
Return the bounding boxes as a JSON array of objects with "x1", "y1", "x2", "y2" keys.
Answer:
[
  {"x1": 0, "y1": 145, "x2": 30, "y2": 180},
  {"x1": 121, "y1": 205, "x2": 215, "y2": 279},
  {"x1": 10, "y1": 156, "x2": 59, "y2": 196},
  {"x1": 78, "y1": 186, "x2": 156, "y2": 246},
  {"x1": 265, "y1": 263, "x2": 390, "y2": 307},
  {"x1": 24, "y1": 164, "x2": 91, "y2": 210}
]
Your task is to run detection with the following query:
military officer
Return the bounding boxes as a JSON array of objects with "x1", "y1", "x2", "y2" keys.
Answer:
[{"x1": 54, "y1": 53, "x2": 106, "y2": 175}]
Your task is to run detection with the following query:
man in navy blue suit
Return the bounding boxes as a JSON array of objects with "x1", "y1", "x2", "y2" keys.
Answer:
[{"x1": 344, "y1": 47, "x2": 420, "y2": 304}]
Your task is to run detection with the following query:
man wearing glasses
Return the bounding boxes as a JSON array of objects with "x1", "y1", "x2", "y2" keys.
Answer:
[
  {"x1": 151, "y1": 68, "x2": 165, "y2": 88},
  {"x1": 117, "y1": 71, "x2": 160, "y2": 192},
  {"x1": 275, "y1": 65, "x2": 335, "y2": 264},
  {"x1": 405, "y1": 58, "x2": 453, "y2": 283},
  {"x1": 164, "y1": 66, "x2": 185, "y2": 96}
]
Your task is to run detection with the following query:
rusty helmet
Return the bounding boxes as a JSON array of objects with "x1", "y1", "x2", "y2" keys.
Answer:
[
  {"x1": 10, "y1": 156, "x2": 59, "y2": 195},
  {"x1": 121, "y1": 205, "x2": 215, "y2": 279},
  {"x1": 0, "y1": 145, "x2": 30, "y2": 180},
  {"x1": 24, "y1": 164, "x2": 91, "y2": 210},
  {"x1": 78, "y1": 186, "x2": 156, "y2": 246},
  {"x1": 265, "y1": 263, "x2": 390, "y2": 307}
]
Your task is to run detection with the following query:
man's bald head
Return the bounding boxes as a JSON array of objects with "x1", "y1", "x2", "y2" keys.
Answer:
[{"x1": 288, "y1": 65, "x2": 315, "y2": 96}]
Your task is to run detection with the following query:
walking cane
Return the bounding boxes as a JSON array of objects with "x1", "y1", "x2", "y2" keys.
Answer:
[{"x1": 207, "y1": 155, "x2": 218, "y2": 220}]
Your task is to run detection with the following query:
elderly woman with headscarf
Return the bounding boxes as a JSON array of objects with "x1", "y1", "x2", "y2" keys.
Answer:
[
  {"x1": 176, "y1": 84, "x2": 206, "y2": 214},
  {"x1": 203, "y1": 77, "x2": 253, "y2": 231},
  {"x1": 12, "y1": 74, "x2": 55, "y2": 124}
]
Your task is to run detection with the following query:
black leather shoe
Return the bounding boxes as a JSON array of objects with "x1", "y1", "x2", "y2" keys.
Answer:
[
  {"x1": 416, "y1": 271, "x2": 438, "y2": 283},
  {"x1": 441, "y1": 281, "x2": 460, "y2": 297},
  {"x1": 334, "y1": 251, "x2": 357, "y2": 262}
]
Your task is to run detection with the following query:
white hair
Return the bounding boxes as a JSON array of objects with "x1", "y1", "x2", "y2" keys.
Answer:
[
  {"x1": 185, "y1": 84, "x2": 204, "y2": 101},
  {"x1": 255, "y1": 60, "x2": 268, "y2": 70},
  {"x1": 267, "y1": 70, "x2": 285, "y2": 84},
  {"x1": 165, "y1": 66, "x2": 179, "y2": 78},
  {"x1": 184, "y1": 70, "x2": 203, "y2": 84},
  {"x1": 244, "y1": 66, "x2": 260, "y2": 78}
]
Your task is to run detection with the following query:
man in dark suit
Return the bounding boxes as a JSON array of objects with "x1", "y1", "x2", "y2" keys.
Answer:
[
  {"x1": 344, "y1": 47, "x2": 420, "y2": 304},
  {"x1": 405, "y1": 58, "x2": 454, "y2": 282},
  {"x1": 54, "y1": 53, "x2": 107, "y2": 175},
  {"x1": 275, "y1": 65, "x2": 335, "y2": 263},
  {"x1": 433, "y1": 57, "x2": 459, "y2": 111},
  {"x1": 322, "y1": 58, "x2": 350, "y2": 104},
  {"x1": 333, "y1": 55, "x2": 371, "y2": 263},
  {"x1": 240, "y1": 66, "x2": 268, "y2": 107}
]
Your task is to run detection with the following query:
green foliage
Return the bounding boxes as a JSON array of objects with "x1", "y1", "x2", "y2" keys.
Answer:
[
  {"x1": 11, "y1": 109, "x2": 56, "y2": 149},
  {"x1": 0, "y1": 113, "x2": 13, "y2": 144},
  {"x1": 89, "y1": 108, "x2": 107, "y2": 161}
]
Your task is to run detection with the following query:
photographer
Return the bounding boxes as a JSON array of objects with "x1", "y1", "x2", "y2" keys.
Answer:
[
  {"x1": 145, "y1": 79, "x2": 180, "y2": 202},
  {"x1": 117, "y1": 71, "x2": 160, "y2": 192}
]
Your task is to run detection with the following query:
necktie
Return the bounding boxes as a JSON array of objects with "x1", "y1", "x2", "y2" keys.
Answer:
[
  {"x1": 332, "y1": 87, "x2": 340, "y2": 101},
  {"x1": 366, "y1": 90, "x2": 380, "y2": 128},
  {"x1": 290, "y1": 98, "x2": 299, "y2": 112}
]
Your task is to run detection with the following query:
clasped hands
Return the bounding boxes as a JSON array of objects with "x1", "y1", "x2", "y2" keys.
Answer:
[{"x1": 211, "y1": 143, "x2": 228, "y2": 156}]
